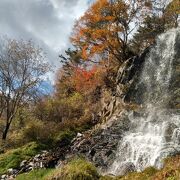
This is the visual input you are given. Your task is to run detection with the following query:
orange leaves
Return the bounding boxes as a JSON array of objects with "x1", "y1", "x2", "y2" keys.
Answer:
[
  {"x1": 82, "y1": 45, "x2": 89, "y2": 60},
  {"x1": 71, "y1": 0, "x2": 153, "y2": 63},
  {"x1": 91, "y1": 44, "x2": 105, "y2": 55}
]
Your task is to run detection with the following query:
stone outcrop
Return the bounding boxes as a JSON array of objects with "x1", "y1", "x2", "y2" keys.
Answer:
[
  {"x1": 116, "y1": 162, "x2": 136, "y2": 176},
  {"x1": 98, "y1": 47, "x2": 151, "y2": 123},
  {"x1": 70, "y1": 111, "x2": 130, "y2": 171}
]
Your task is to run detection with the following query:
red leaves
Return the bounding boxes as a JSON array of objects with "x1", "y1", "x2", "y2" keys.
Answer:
[{"x1": 72, "y1": 66, "x2": 105, "y2": 94}]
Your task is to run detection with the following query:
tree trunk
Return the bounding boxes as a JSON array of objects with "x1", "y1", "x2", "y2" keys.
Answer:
[{"x1": 2, "y1": 122, "x2": 10, "y2": 140}]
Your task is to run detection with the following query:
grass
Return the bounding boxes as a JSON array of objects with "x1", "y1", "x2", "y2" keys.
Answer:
[
  {"x1": 152, "y1": 155, "x2": 180, "y2": 180},
  {"x1": 16, "y1": 169, "x2": 53, "y2": 180},
  {"x1": 8, "y1": 155, "x2": 180, "y2": 180},
  {"x1": 0, "y1": 142, "x2": 45, "y2": 175},
  {"x1": 112, "y1": 166, "x2": 158, "y2": 180},
  {"x1": 0, "y1": 138, "x2": 179, "y2": 180},
  {"x1": 45, "y1": 158, "x2": 100, "y2": 180}
]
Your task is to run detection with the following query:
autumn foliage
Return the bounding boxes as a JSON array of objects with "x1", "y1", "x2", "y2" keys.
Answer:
[
  {"x1": 71, "y1": 66, "x2": 105, "y2": 94},
  {"x1": 71, "y1": 0, "x2": 151, "y2": 64}
]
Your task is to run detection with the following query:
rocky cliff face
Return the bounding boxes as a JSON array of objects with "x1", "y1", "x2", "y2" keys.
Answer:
[
  {"x1": 108, "y1": 28, "x2": 180, "y2": 175},
  {"x1": 97, "y1": 48, "x2": 150, "y2": 123}
]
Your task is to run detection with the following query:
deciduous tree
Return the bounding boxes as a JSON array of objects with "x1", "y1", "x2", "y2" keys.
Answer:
[
  {"x1": 71, "y1": 0, "x2": 150, "y2": 64},
  {"x1": 0, "y1": 38, "x2": 50, "y2": 140}
]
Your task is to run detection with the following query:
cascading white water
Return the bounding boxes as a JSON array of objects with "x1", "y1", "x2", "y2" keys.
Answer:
[{"x1": 109, "y1": 28, "x2": 180, "y2": 175}]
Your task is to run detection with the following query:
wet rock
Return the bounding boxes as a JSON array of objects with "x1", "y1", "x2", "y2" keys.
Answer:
[
  {"x1": 34, "y1": 154, "x2": 41, "y2": 158},
  {"x1": 169, "y1": 30, "x2": 180, "y2": 109},
  {"x1": 28, "y1": 162, "x2": 34, "y2": 168},
  {"x1": 20, "y1": 160, "x2": 27, "y2": 167},
  {"x1": 77, "y1": 133, "x2": 83, "y2": 138},
  {"x1": 122, "y1": 47, "x2": 152, "y2": 103},
  {"x1": 118, "y1": 162, "x2": 136, "y2": 176},
  {"x1": 27, "y1": 166, "x2": 33, "y2": 171},
  {"x1": 164, "y1": 123, "x2": 178, "y2": 142},
  {"x1": 1, "y1": 175, "x2": 7, "y2": 180},
  {"x1": 7, "y1": 168, "x2": 18, "y2": 175}
]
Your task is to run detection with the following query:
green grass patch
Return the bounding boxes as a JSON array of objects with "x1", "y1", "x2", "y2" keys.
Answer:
[
  {"x1": 0, "y1": 142, "x2": 45, "y2": 175},
  {"x1": 16, "y1": 169, "x2": 53, "y2": 180},
  {"x1": 46, "y1": 158, "x2": 100, "y2": 180}
]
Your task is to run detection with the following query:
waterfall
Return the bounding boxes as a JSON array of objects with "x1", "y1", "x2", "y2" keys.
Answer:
[{"x1": 109, "y1": 28, "x2": 180, "y2": 175}]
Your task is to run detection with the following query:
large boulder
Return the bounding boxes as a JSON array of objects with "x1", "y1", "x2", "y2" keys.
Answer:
[{"x1": 117, "y1": 162, "x2": 136, "y2": 176}]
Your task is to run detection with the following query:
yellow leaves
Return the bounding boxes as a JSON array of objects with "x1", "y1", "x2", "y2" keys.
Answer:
[
  {"x1": 162, "y1": 0, "x2": 180, "y2": 27},
  {"x1": 91, "y1": 44, "x2": 105, "y2": 55},
  {"x1": 65, "y1": 92, "x2": 83, "y2": 108}
]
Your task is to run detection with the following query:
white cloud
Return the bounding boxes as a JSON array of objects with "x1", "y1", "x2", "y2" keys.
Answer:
[{"x1": 0, "y1": 0, "x2": 89, "y2": 72}]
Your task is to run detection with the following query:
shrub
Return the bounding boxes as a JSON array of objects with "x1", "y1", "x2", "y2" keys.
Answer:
[
  {"x1": 21, "y1": 120, "x2": 57, "y2": 145},
  {"x1": 22, "y1": 120, "x2": 45, "y2": 142},
  {"x1": 46, "y1": 158, "x2": 100, "y2": 180},
  {"x1": 53, "y1": 130, "x2": 76, "y2": 147}
]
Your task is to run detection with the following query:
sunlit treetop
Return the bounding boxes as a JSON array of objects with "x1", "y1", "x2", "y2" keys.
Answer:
[{"x1": 71, "y1": 0, "x2": 151, "y2": 64}]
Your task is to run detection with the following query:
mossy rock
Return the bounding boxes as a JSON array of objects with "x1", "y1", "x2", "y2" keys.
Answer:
[{"x1": 0, "y1": 142, "x2": 45, "y2": 175}]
